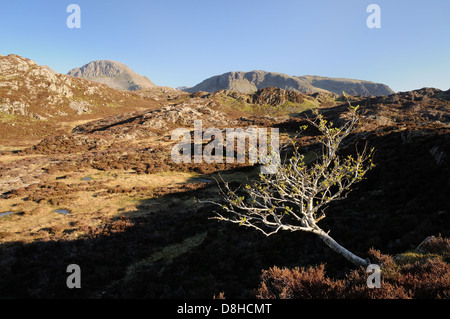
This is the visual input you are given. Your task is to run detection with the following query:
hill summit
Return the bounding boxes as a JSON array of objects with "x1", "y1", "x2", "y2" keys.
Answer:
[{"x1": 67, "y1": 60, "x2": 156, "y2": 91}]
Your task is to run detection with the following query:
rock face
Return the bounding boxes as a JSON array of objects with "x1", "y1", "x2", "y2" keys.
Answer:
[
  {"x1": 67, "y1": 60, "x2": 156, "y2": 91},
  {"x1": 183, "y1": 70, "x2": 394, "y2": 96}
]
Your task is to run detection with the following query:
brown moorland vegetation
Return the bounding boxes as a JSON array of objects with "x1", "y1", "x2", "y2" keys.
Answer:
[{"x1": 0, "y1": 75, "x2": 449, "y2": 298}]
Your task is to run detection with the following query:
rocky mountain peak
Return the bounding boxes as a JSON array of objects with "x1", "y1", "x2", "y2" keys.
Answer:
[{"x1": 67, "y1": 60, "x2": 156, "y2": 91}]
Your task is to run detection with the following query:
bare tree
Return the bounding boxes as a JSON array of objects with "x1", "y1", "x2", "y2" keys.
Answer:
[{"x1": 202, "y1": 107, "x2": 374, "y2": 267}]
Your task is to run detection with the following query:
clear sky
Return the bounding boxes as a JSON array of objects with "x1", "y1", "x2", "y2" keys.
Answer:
[{"x1": 0, "y1": 0, "x2": 449, "y2": 92}]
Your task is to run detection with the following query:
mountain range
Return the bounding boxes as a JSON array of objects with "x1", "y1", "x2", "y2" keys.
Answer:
[
  {"x1": 181, "y1": 70, "x2": 394, "y2": 96},
  {"x1": 62, "y1": 58, "x2": 394, "y2": 96}
]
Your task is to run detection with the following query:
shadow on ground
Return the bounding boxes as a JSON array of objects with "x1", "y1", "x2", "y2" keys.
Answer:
[{"x1": 1, "y1": 127, "x2": 449, "y2": 298}]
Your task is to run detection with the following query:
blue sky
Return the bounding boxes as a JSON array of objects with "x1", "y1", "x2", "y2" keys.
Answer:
[{"x1": 0, "y1": 0, "x2": 449, "y2": 92}]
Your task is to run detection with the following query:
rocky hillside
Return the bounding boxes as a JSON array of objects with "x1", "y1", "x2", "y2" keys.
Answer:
[
  {"x1": 0, "y1": 54, "x2": 159, "y2": 144},
  {"x1": 183, "y1": 70, "x2": 394, "y2": 96},
  {"x1": 67, "y1": 60, "x2": 156, "y2": 91}
]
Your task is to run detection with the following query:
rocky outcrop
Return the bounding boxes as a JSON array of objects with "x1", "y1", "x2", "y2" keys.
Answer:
[
  {"x1": 205, "y1": 87, "x2": 338, "y2": 110},
  {"x1": 250, "y1": 87, "x2": 306, "y2": 106},
  {"x1": 67, "y1": 60, "x2": 156, "y2": 91},
  {"x1": 135, "y1": 86, "x2": 189, "y2": 101},
  {"x1": 71, "y1": 96, "x2": 238, "y2": 139}
]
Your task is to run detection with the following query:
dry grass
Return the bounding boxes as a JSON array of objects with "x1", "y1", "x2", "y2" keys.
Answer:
[
  {"x1": 0, "y1": 169, "x2": 204, "y2": 244},
  {"x1": 0, "y1": 153, "x2": 46, "y2": 164}
]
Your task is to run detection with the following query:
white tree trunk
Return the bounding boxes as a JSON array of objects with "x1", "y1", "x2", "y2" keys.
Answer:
[{"x1": 314, "y1": 229, "x2": 369, "y2": 267}]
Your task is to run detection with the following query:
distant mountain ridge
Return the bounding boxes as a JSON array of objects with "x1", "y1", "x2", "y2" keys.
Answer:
[
  {"x1": 295, "y1": 75, "x2": 394, "y2": 96},
  {"x1": 67, "y1": 60, "x2": 156, "y2": 91},
  {"x1": 183, "y1": 70, "x2": 394, "y2": 96}
]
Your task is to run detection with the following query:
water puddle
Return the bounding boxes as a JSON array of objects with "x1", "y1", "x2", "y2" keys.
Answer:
[
  {"x1": 54, "y1": 209, "x2": 71, "y2": 215},
  {"x1": 0, "y1": 211, "x2": 13, "y2": 218}
]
